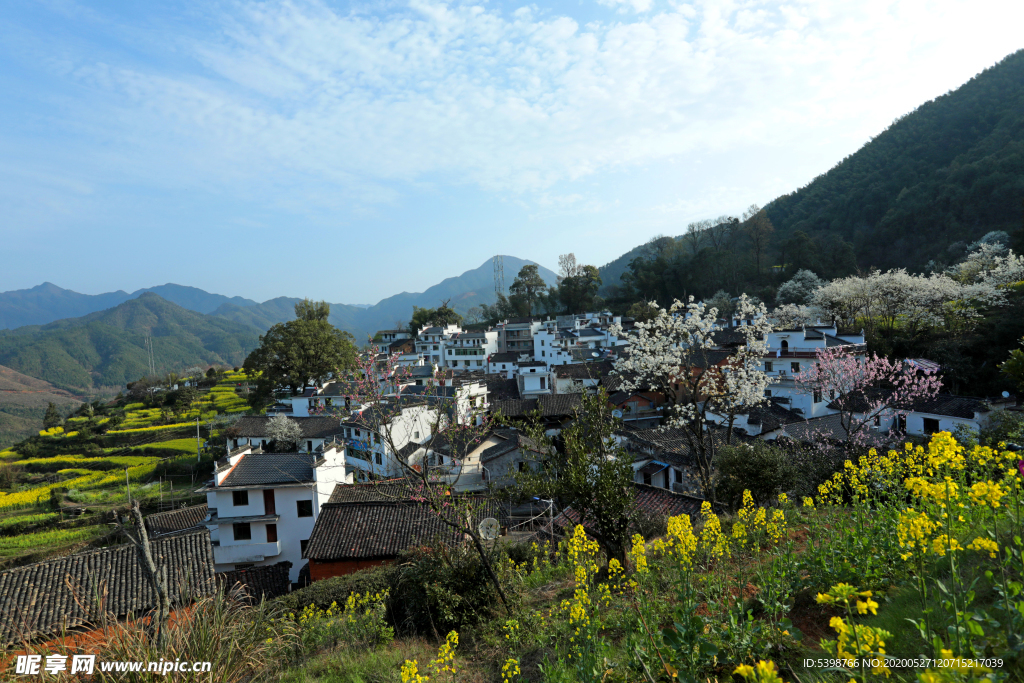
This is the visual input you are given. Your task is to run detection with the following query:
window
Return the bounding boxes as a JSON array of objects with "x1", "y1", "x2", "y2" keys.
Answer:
[
  {"x1": 232, "y1": 523, "x2": 251, "y2": 541},
  {"x1": 266, "y1": 524, "x2": 278, "y2": 542},
  {"x1": 233, "y1": 491, "x2": 249, "y2": 507},
  {"x1": 375, "y1": 452, "x2": 382, "y2": 465},
  {"x1": 674, "y1": 469, "x2": 683, "y2": 484},
  {"x1": 923, "y1": 418, "x2": 941, "y2": 435},
  {"x1": 517, "y1": 461, "x2": 525, "y2": 472},
  {"x1": 540, "y1": 377, "x2": 546, "y2": 390},
  {"x1": 764, "y1": 390, "x2": 771, "y2": 397},
  {"x1": 414, "y1": 431, "x2": 420, "y2": 438},
  {"x1": 234, "y1": 563, "x2": 255, "y2": 570},
  {"x1": 765, "y1": 361, "x2": 773, "y2": 372},
  {"x1": 643, "y1": 472, "x2": 652, "y2": 486},
  {"x1": 813, "y1": 390, "x2": 822, "y2": 403},
  {"x1": 541, "y1": 350, "x2": 545, "y2": 357},
  {"x1": 307, "y1": 440, "x2": 313, "y2": 452},
  {"x1": 541, "y1": 339, "x2": 545, "y2": 346},
  {"x1": 300, "y1": 539, "x2": 309, "y2": 554},
  {"x1": 296, "y1": 500, "x2": 313, "y2": 517},
  {"x1": 791, "y1": 362, "x2": 800, "y2": 373}
]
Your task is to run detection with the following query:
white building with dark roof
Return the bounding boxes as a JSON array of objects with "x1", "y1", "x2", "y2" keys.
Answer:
[
  {"x1": 202, "y1": 441, "x2": 357, "y2": 583},
  {"x1": 442, "y1": 330, "x2": 498, "y2": 372}
]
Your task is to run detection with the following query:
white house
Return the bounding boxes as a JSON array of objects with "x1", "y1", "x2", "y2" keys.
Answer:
[
  {"x1": 202, "y1": 441, "x2": 358, "y2": 583},
  {"x1": 416, "y1": 324, "x2": 463, "y2": 366},
  {"x1": 373, "y1": 329, "x2": 413, "y2": 354},
  {"x1": 442, "y1": 330, "x2": 498, "y2": 372}
]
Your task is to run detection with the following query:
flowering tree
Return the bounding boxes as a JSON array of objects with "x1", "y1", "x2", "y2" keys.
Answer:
[
  {"x1": 609, "y1": 295, "x2": 774, "y2": 503},
  {"x1": 794, "y1": 347, "x2": 943, "y2": 447},
  {"x1": 769, "y1": 303, "x2": 816, "y2": 329}
]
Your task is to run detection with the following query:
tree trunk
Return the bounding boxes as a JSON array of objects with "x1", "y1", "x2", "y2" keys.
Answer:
[{"x1": 128, "y1": 503, "x2": 171, "y2": 648}]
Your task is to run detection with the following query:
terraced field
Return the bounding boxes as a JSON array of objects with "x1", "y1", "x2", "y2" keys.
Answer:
[{"x1": 0, "y1": 370, "x2": 254, "y2": 567}]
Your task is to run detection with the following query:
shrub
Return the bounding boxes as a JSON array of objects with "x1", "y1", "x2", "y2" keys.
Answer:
[
  {"x1": 715, "y1": 441, "x2": 796, "y2": 511},
  {"x1": 277, "y1": 565, "x2": 398, "y2": 614}
]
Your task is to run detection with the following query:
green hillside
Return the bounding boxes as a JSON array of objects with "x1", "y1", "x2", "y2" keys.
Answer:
[
  {"x1": 765, "y1": 49, "x2": 1024, "y2": 271},
  {"x1": 0, "y1": 293, "x2": 260, "y2": 391}
]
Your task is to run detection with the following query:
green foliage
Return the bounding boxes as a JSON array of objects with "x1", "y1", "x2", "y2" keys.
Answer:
[
  {"x1": 0, "y1": 293, "x2": 260, "y2": 391},
  {"x1": 508, "y1": 264, "x2": 548, "y2": 316},
  {"x1": 277, "y1": 565, "x2": 398, "y2": 614},
  {"x1": 512, "y1": 389, "x2": 637, "y2": 563},
  {"x1": 715, "y1": 441, "x2": 797, "y2": 511},
  {"x1": 0, "y1": 524, "x2": 107, "y2": 557},
  {"x1": 407, "y1": 302, "x2": 463, "y2": 335},
  {"x1": 42, "y1": 402, "x2": 62, "y2": 429},
  {"x1": 244, "y1": 301, "x2": 358, "y2": 408}
]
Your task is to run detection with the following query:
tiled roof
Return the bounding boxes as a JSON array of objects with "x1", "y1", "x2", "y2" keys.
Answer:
[
  {"x1": 554, "y1": 361, "x2": 615, "y2": 379},
  {"x1": 305, "y1": 498, "x2": 509, "y2": 561},
  {"x1": 745, "y1": 399, "x2": 806, "y2": 432},
  {"x1": 218, "y1": 561, "x2": 292, "y2": 603},
  {"x1": 491, "y1": 394, "x2": 583, "y2": 419},
  {"x1": 620, "y1": 426, "x2": 736, "y2": 465},
  {"x1": 554, "y1": 483, "x2": 709, "y2": 532},
  {"x1": 479, "y1": 428, "x2": 541, "y2": 464},
  {"x1": 909, "y1": 395, "x2": 989, "y2": 418},
  {"x1": 488, "y1": 352, "x2": 518, "y2": 364},
  {"x1": 144, "y1": 504, "x2": 208, "y2": 537},
  {"x1": 0, "y1": 529, "x2": 215, "y2": 642},
  {"x1": 518, "y1": 361, "x2": 547, "y2": 368},
  {"x1": 781, "y1": 414, "x2": 889, "y2": 446},
  {"x1": 220, "y1": 452, "x2": 317, "y2": 487},
  {"x1": 484, "y1": 376, "x2": 521, "y2": 401},
  {"x1": 327, "y1": 481, "x2": 416, "y2": 504},
  {"x1": 233, "y1": 416, "x2": 344, "y2": 439}
]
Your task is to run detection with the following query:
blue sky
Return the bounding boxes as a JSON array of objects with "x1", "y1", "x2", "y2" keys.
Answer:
[{"x1": 1, "y1": 0, "x2": 1021, "y2": 304}]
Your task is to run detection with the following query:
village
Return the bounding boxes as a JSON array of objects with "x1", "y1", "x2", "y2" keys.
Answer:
[{"x1": 2, "y1": 296, "x2": 1016, "y2": 658}]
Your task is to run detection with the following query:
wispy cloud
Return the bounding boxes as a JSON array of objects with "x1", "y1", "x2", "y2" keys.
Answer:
[{"x1": 46, "y1": 0, "x2": 1020, "y2": 209}]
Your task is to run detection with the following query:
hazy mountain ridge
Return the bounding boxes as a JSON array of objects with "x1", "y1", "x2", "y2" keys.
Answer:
[{"x1": 0, "y1": 293, "x2": 260, "y2": 391}]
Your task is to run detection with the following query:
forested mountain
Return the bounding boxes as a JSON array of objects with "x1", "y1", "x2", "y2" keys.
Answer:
[
  {"x1": 766, "y1": 49, "x2": 1024, "y2": 272},
  {"x1": 600, "y1": 49, "x2": 1024, "y2": 306},
  {"x1": 0, "y1": 364, "x2": 82, "y2": 447},
  {"x1": 0, "y1": 282, "x2": 258, "y2": 329},
  {"x1": 0, "y1": 293, "x2": 260, "y2": 391}
]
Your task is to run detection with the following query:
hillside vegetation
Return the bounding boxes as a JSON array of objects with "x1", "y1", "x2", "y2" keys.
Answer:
[
  {"x1": 0, "y1": 293, "x2": 259, "y2": 391},
  {"x1": 0, "y1": 365, "x2": 83, "y2": 448},
  {"x1": 600, "y1": 49, "x2": 1024, "y2": 300}
]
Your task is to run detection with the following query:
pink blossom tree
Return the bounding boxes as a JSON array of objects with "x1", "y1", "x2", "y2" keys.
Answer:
[{"x1": 795, "y1": 346, "x2": 943, "y2": 447}]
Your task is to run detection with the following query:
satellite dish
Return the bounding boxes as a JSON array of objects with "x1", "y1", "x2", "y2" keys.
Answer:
[
  {"x1": 1003, "y1": 391, "x2": 1011, "y2": 398},
  {"x1": 592, "y1": 352, "x2": 599, "y2": 357},
  {"x1": 479, "y1": 517, "x2": 500, "y2": 540},
  {"x1": 612, "y1": 409, "x2": 624, "y2": 419}
]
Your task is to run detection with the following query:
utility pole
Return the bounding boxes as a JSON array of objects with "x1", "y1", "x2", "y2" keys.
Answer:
[
  {"x1": 196, "y1": 417, "x2": 202, "y2": 463},
  {"x1": 125, "y1": 468, "x2": 132, "y2": 506}
]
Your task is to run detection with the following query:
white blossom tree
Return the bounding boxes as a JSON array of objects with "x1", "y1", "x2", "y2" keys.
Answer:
[
  {"x1": 770, "y1": 303, "x2": 817, "y2": 329},
  {"x1": 775, "y1": 269, "x2": 824, "y2": 305},
  {"x1": 266, "y1": 414, "x2": 303, "y2": 451},
  {"x1": 609, "y1": 295, "x2": 775, "y2": 503}
]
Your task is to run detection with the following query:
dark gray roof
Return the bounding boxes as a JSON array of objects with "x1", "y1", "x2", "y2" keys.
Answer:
[
  {"x1": 145, "y1": 504, "x2": 208, "y2": 537},
  {"x1": 217, "y1": 561, "x2": 292, "y2": 603},
  {"x1": 620, "y1": 426, "x2": 737, "y2": 466},
  {"x1": 491, "y1": 394, "x2": 583, "y2": 419},
  {"x1": 233, "y1": 416, "x2": 344, "y2": 439},
  {"x1": 479, "y1": 428, "x2": 541, "y2": 464},
  {"x1": 576, "y1": 328, "x2": 605, "y2": 337},
  {"x1": 220, "y1": 452, "x2": 317, "y2": 487},
  {"x1": 305, "y1": 498, "x2": 509, "y2": 561},
  {"x1": 554, "y1": 361, "x2": 615, "y2": 379},
  {"x1": 554, "y1": 483, "x2": 712, "y2": 533},
  {"x1": 484, "y1": 376, "x2": 520, "y2": 401},
  {"x1": 909, "y1": 395, "x2": 990, "y2": 418},
  {"x1": 0, "y1": 529, "x2": 215, "y2": 642},
  {"x1": 518, "y1": 361, "x2": 547, "y2": 368},
  {"x1": 488, "y1": 352, "x2": 519, "y2": 364},
  {"x1": 745, "y1": 399, "x2": 806, "y2": 432},
  {"x1": 327, "y1": 481, "x2": 416, "y2": 504},
  {"x1": 781, "y1": 413, "x2": 888, "y2": 446}
]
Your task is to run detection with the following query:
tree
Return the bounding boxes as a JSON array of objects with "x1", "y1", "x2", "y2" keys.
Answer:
[
  {"x1": 513, "y1": 390, "x2": 637, "y2": 564},
  {"x1": 556, "y1": 263, "x2": 602, "y2": 313},
  {"x1": 795, "y1": 347, "x2": 943, "y2": 447},
  {"x1": 243, "y1": 300, "x2": 358, "y2": 409},
  {"x1": 775, "y1": 269, "x2": 824, "y2": 305},
  {"x1": 626, "y1": 300, "x2": 660, "y2": 323},
  {"x1": 113, "y1": 502, "x2": 172, "y2": 648},
  {"x1": 43, "y1": 402, "x2": 63, "y2": 429},
  {"x1": 267, "y1": 414, "x2": 303, "y2": 452},
  {"x1": 999, "y1": 338, "x2": 1024, "y2": 390},
  {"x1": 408, "y1": 300, "x2": 464, "y2": 335},
  {"x1": 770, "y1": 303, "x2": 816, "y2": 329},
  {"x1": 479, "y1": 294, "x2": 516, "y2": 324},
  {"x1": 465, "y1": 306, "x2": 483, "y2": 324},
  {"x1": 610, "y1": 295, "x2": 774, "y2": 503},
  {"x1": 743, "y1": 205, "x2": 775, "y2": 277},
  {"x1": 715, "y1": 441, "x2": 796, "y2": 511},
  {"x1": 508, "y1": 265, "x2": 548, "y2": 316},
  {"x1": 706, "y1": 290, "x2": 733, "y2": 319}
]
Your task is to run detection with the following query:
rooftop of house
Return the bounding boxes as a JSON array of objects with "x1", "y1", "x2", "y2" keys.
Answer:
[
  {"x1": 488, "y1": 352, "x2": 520, "y2": 364},
  {"x1": 518, "y1": 361, "x2": 547, "y2": 368},
  {"x1": 0, "y1": 529, "x2": 215, "y2": 642},
  {"x1": 744, "y1": 399, "x2": 807, "y2": 432},
  {"x1": 479, "y1": 427, "x2": 542, "y2": 464},
  {"x1": 304, "y1": 497, "x2": 509, "y2": 562},
  {"x1": 326, "y1": 481, "x2": 417, "y2": 504},
  {"x1": 232, "y1": 416, "x2": 345, "y2": 439},
  {"x1": 553, "y1": 483, "x2": 714, "y2": 533},
  {"x1": 144, "y1": 503, "x2": 209, "y2": 538},
  {"x1": 491, "y1": 394, "x2": 583, "y2": 419},
  {"x1": 554, "y1": 361, "x2": 615, "y2": 379},
  {"x1": 219, "y1": 452, "x2": 319, "y2": 487},
  {"x1": 619, "y1": 425, "x2": 739, "y2": 466}
]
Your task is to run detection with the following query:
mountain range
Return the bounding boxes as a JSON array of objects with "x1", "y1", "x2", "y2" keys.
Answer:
[{"x1": 0, "y1": 257, "x2": 558, "y2": 342}]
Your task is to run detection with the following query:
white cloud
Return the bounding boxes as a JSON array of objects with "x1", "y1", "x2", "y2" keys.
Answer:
[{"x1": 22, "y1": 0, "x2": 1024, "y2": 213}]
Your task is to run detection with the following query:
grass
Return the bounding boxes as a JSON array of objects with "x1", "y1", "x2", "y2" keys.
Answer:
[
  {"x1": 0, "y1": 524, "x2": 107, "y2": 557},
  {"x1": 0, "y1": 510, "x2": 58, "y2": 531},
  {"x1": 16, "y1": 454, "x2": 158, "y2": 472}
]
